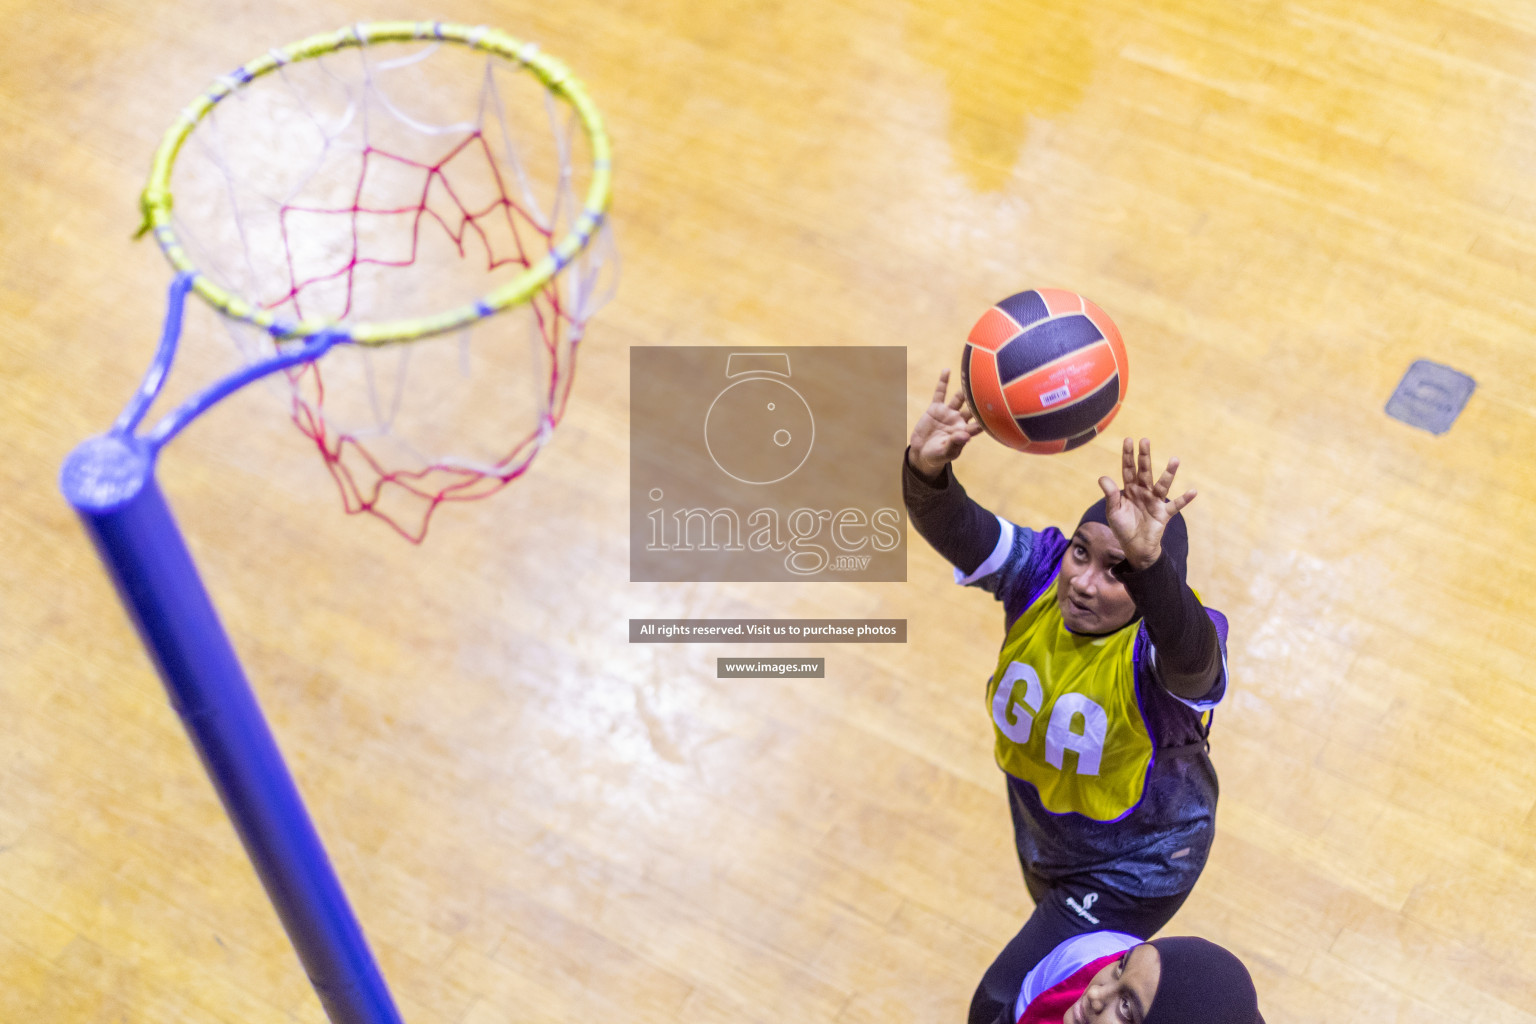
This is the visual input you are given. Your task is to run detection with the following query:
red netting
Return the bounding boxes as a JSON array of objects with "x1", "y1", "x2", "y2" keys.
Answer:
[
  {"x1": 161, "y1": 40, "x2": 611, "y2": 542},
  {"x1": 264, "y1": 130, "x2": 583, "y2": 542}
]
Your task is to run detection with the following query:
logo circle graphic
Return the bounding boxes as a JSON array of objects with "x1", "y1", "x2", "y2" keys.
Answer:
[{"x1": 703, "y1": 377, "x2": 815, "y2": 485}]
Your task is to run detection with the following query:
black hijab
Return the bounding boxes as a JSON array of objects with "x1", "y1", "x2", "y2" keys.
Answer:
[{"x1": 1075, "y1": 496, "x2": 1189, "y2": 584}]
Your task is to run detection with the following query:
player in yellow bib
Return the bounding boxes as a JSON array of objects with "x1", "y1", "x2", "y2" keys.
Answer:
[{"x1": 903, "y1": 371, "x2": 1229, "y2": 1024}]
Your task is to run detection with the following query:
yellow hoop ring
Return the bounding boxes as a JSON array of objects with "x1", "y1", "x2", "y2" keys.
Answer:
[{"x1": 138, "y1": 21, "x2": 613, "y2": 345}]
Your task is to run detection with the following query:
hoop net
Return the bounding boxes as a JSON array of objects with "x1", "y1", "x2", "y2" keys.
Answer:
[{"x1": 145, "y1": 23, "x2": 615, "y2": 540}]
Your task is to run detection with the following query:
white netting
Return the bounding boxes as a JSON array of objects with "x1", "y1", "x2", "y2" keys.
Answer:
[{"x1": 164, "y1": 33, "x2": 614, "y2": 539}]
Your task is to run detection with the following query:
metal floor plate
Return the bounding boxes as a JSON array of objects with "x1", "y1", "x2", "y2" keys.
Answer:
[{"x1": 1385, "y1": 360, "x2": 1476, "y2": 435}]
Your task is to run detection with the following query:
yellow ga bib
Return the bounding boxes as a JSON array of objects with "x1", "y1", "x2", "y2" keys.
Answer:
[{"x1": 986, "y1": 573, "x2": 1153, "y2": 821}]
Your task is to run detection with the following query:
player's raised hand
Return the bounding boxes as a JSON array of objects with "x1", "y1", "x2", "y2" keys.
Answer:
[
  {"x1": 907, "y1": 369, "x2": 984, "y2": 480},
  {"x1": 1098, "y1": 437, "x2": 1197, "y2": 570}
]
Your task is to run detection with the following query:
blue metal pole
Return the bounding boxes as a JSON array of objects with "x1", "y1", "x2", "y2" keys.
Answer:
[{"x1": 61, "y1": 433, "x2": 404, "y2": 1024}]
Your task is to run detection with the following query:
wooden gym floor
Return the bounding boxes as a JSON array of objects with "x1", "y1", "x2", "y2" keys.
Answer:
[{"x1": 4, "y1": 0, "x2": 1536, "y2": 1020}]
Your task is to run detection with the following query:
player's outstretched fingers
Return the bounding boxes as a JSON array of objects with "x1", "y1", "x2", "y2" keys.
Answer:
[
  {"x1": 932, "y1": 369, "x2": 953, "y2": 405},
  {"x1": 1098, "y1": 474, "x2": 1122, "y2": 512},
  {"x1": 1154, "y1": 457, "x2": 1181, "y2": 500}
]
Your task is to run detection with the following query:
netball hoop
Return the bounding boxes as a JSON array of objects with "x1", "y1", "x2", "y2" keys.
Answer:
[
  {"x1": 59, "y1": 22, "x2": 612, "y2": 1024},
  {"x1": 139, "y1": 20, "x2": 614, "y2": 540}
]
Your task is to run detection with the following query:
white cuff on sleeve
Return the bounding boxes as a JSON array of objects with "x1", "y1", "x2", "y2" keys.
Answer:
[
  {"x1": 953, "y1": 516, "x2": 1014, "y2": 586},
  {"x1": 1152, "y1": 645, "x2": 1228, "y2": 712}
]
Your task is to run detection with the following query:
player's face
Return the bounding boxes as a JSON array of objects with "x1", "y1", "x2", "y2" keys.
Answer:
[
  {"x1": 1065, "y1": 943, "x2": 1161, "y2": 1024},
  {"x1": 1056, "y1": 523, "x2": 1137, "y2": 633}
]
